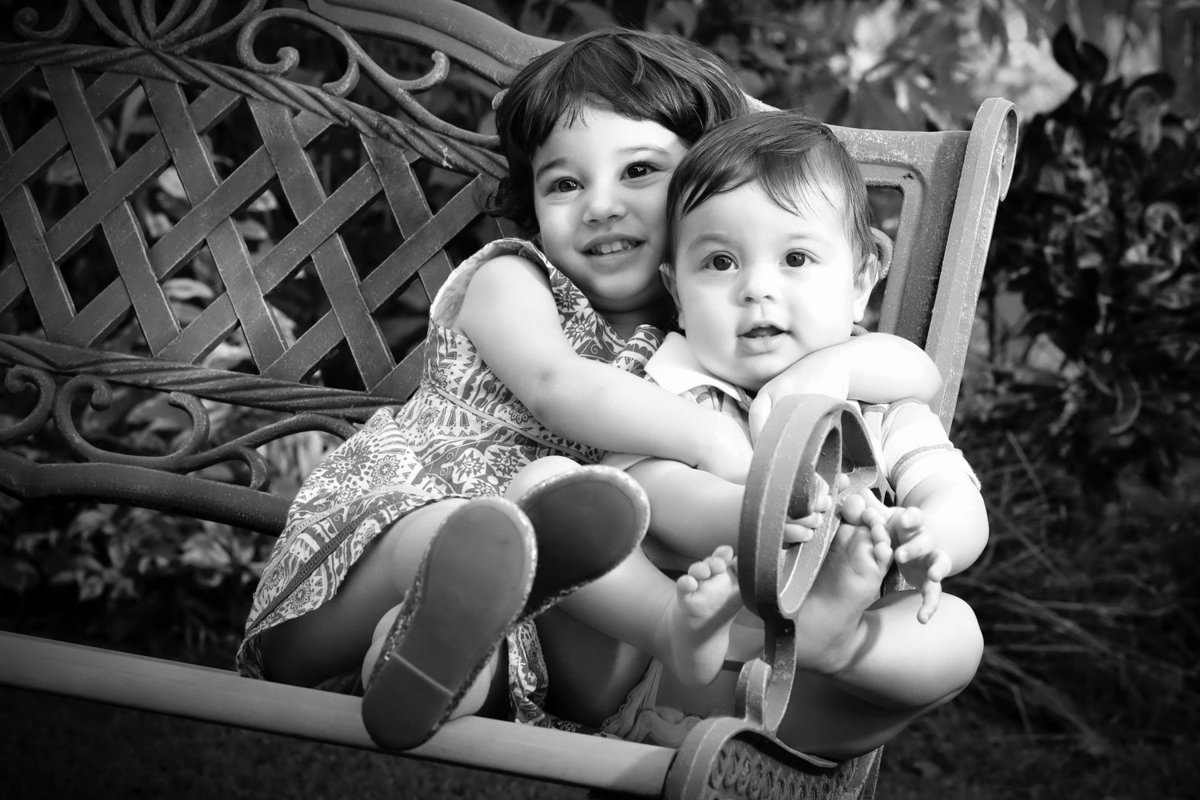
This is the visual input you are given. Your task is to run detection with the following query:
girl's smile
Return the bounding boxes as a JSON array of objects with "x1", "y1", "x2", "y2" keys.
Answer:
[{"x1": 531, "y1": 106, "x2": 688, "y2": 325}]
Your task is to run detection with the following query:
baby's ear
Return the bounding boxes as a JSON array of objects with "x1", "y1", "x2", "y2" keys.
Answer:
[
  {"x1": 853, "y1": 228, "x2": 893, "y2": 320},
  {"x1": 860, "y1": 228, "x2": 893, "y2": 288}
]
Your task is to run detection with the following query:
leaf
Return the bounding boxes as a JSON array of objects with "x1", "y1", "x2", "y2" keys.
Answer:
[
  {"x1": 977, "y1": 4, "x2": 1008, "y2": 50},
  {"x1": 1051, "y1": 25, "x2": 1108, "y2": 83},
  {"x1": 45, "y1": 153, "x2": 82, "y2": 185},
  {"x1": 246, "y1": 190, "x2": 279, "y2": 213},
  {"x1": 157, "y1": 167, "x2": 188, "y2": 200},
  {"x1": 235, "y1": 219, "x2": 271, "y2": 242},
  {"x1": 0, "y1": 558, "x2": 39, "y2": 593},
  {"x1": 163, "y1": 278, "x2": 215, "y2": 302}
]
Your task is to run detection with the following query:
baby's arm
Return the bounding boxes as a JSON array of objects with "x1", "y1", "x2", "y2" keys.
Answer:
[
  {"x1": 894, "y1": 470, "x2": 988, "y2": 581},
  {"x1": 457, "y1": 255, "x2": 752, "y2": 481},
  {"x1": 852, "y1": 466, "x2": 986, "y2": 623},
  {"x1": 749, "y1": 333, "x2": 941, "y2": 438}
]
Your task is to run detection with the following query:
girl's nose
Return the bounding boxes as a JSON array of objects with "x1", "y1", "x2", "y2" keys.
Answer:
[{"x1": 583, "y1": 182, "x2": 626, "y2": 223}]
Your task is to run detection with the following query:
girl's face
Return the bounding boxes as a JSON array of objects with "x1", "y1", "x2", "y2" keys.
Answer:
[
  {"x1": 669, "y1": 181, "x2": 872, "y2": 391},
  {"x1": 531, "y1": 107, "x2": 687, "y2": 319}
]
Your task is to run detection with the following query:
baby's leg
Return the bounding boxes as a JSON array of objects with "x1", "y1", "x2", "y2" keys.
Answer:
[
  {"x1": 776, "y1": 591, "x2": 983, "y2": 759},
  {"x1": 789, "y1": 508, "x2": 894, "y2": 675},
  {"x1": 556, "y1": 546, "x2": 742, "y2": 688}
]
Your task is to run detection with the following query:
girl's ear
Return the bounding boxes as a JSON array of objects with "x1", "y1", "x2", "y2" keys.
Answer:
[
  {"x1": 853, "y1": 228, "x2": 893, "y2": 320},
  {"x1": 659, "y1": 263, "x2": 685, "y2": 330}
]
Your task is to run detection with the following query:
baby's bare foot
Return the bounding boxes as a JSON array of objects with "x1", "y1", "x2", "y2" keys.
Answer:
[
  {"x1": 664, "y1": 546, "x2": 744, "y2": 688},
  {"x1": 790, "y1": 518, "x2": 893, "y2": 674}
]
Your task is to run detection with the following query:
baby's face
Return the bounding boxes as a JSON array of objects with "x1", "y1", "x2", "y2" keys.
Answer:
[
  {"x1": 670, "y1": 181, "x2": 871, "y2": 391},
  {"x1": 531, "y1": 106, "x2": 687, "y2": 318}
]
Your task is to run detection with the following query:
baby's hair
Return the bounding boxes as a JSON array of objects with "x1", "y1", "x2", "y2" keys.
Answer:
[
  {"x1": 666, "y1": 111, "x2": 882, "y2": 279},
  {"x1": 491, "y1": 29, "x2": 749, "y2": 233}
]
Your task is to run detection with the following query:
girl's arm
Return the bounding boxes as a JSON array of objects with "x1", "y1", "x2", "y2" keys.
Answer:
[
  {"x1": 749, "y1": 333, "x2": 942, "y2": 438},
  {"x1": 457, "y1": 255, "x2": 752, "y2": 481}
]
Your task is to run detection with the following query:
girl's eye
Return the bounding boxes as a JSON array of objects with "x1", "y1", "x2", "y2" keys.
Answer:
[
  {"x1": 551, "y1": 178, "x2": 580, "y2": 193},
  {"x1": 706, "y1": 254, "x2": 735, "y2": 272},
  {"x1": 784, "y1": 251, "x2": 809, "y2": 268},
  {"x1": 626, "y1": 163, "x2": 656, "y2": 179}
]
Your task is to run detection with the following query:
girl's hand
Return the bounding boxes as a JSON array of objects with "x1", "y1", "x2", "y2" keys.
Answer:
[{"x1": 749, "y1": 355, "x2": 851, "y2": 440}]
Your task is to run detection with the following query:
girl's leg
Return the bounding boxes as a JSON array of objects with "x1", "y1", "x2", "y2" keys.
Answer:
[
  {"x1": 362, "y1": 498, "x2": 537, "y2": 749},
  {"x1": 513, "y1": 456, "x2": 656, "y2": 725},
  {"x1": 259, "y1": 498, "x2": 470, "y2": 687}
]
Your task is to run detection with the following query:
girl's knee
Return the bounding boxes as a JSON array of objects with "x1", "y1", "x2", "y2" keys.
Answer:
[{"x1": 506, "y1": 456, "x2": 580, "y2": 500}]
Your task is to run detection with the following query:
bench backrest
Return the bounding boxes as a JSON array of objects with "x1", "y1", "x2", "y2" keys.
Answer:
[{"x1": 0, "y1": 0, "x2": 1018, "y2": 539}]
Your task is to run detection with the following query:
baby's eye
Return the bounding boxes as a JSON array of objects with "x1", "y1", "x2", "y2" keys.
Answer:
[
  {"x1": 784, "y1": 251, "x2": 809, "y2": 268},
  {"x1": 626, "y1": 163, "x2": 656, "y2": 179},
  {"x1": 551, "y1": 177, "x2": 580, "y2": 193},
  {"x1": 705, "y1": 254, "x2": 736, "y2": 272}
]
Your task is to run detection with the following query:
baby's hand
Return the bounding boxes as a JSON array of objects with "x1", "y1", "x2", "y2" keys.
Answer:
[
  {"x1": 695, "y1": 412, "x2": 753, "y2": 485},
  {"x1": 840, "y1": 492, "x2": 946, "y2": 623},
  {"x1": 888, "y1": 507, "x2": 951, "y2": 624}
]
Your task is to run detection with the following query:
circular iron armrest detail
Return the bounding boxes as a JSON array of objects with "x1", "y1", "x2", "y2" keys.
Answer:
[{"x1": 736, "y1": 394, "x2": 881, "y2": 732}]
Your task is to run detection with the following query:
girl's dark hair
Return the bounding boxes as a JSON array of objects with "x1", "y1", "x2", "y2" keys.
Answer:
[
  {"x1": 491, "y1": 29, "x2": 749, "y2": 234},
  {"x1": 665, "y1": 111, "x2": 878, "y2": 273}
]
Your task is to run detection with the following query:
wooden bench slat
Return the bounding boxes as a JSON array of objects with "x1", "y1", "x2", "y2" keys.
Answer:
[{"x1": 0, "y1": 631, "x2": 675, "y2": 797}]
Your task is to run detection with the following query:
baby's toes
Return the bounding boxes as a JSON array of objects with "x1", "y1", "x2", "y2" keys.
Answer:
[
  {"x1": 870, "y1": 539, "x2": 893, "y2": 572},
  {"x1": 711, "y1": 544, "x2": 735, "y2": 564},
  {"x1": 839, "y1": 492, "x2": 867, "y2": 525}
]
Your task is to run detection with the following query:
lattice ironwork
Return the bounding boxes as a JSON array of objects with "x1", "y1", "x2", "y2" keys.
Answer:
[{"x1": 0, "y1": 0, "x2": 509, "y2": 402}]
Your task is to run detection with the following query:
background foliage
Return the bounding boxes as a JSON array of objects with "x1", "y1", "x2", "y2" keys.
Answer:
[{"x1": 2, "y1": 0, "x2": 1199, "y2": 792}]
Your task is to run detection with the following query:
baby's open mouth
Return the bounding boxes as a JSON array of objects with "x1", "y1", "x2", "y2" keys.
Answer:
[
  {"x1": 586, "y1": 239, "x2": 639, "y2": 256},
  {"x1": 742, "y1": 325, "x2": 784, "y2": 338}
]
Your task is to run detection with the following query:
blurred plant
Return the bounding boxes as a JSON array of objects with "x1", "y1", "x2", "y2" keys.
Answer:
[{"x1": 956, "y1": 24, "x2": 1200, "y2": 749}]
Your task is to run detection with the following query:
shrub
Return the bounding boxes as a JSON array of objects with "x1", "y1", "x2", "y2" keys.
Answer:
[{"x1": 956, "y1": 25, "x2": 1200, "y2": 748}]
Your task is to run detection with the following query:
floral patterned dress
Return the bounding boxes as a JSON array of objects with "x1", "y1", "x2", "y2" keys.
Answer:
[{"x1": 237, "y1": 239, "x2": 662, "y2": 727}]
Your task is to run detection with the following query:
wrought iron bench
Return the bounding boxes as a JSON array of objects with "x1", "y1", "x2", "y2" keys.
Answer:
[{"x1": 0, "y1": 1, "x2": 1018, "y2": 797}]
